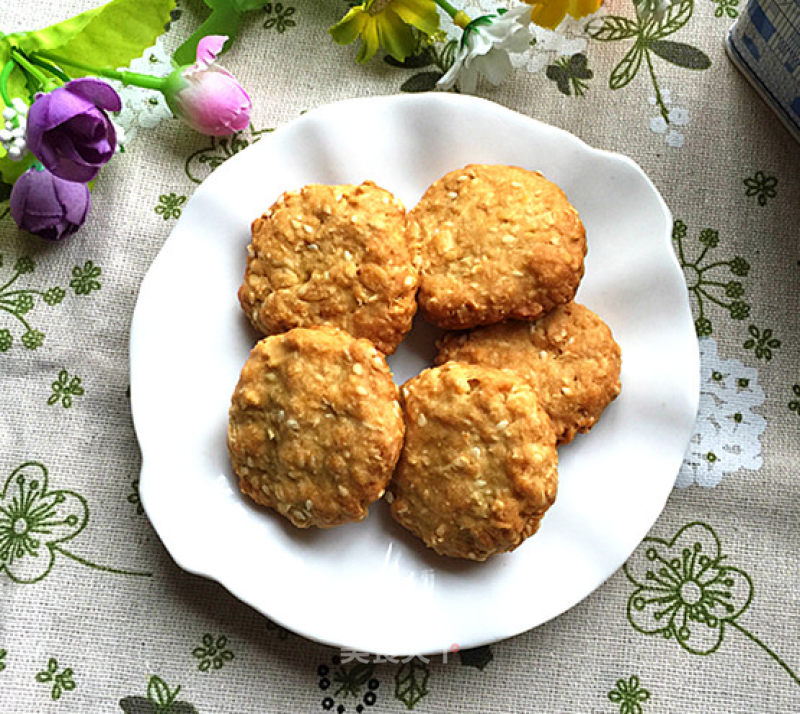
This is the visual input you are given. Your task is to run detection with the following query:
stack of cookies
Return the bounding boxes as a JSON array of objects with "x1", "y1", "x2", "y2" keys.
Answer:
[{"x1": 227, "y1": 165, "x2": 621, "y2": 561}]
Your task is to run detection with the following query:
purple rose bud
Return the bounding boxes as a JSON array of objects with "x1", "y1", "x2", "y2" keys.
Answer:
[
  {"x1": 26, "y1": 78, "x2": 121, "y2": 183},
  {"x1": 10, "y1": 164, "x2": 91, "y2": 241},
  {"x1": 163, "y1": 35, "x2": 251, "y2": 136}
]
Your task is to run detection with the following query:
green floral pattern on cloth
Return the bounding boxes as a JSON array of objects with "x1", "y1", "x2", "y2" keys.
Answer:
[
  {"x1": 625, "y1": 522, "x2": 800, "y2": 685},
  {"x1": 263, "y1": 2, "x2": 297, "y2": 33},
  {"x1": 48, "y1": 369, "x2": 84, "y2": 408},
  {"x1": 458, "y1": 645, "x2": 493, "y2": 670},
  {"x1": 0, "y1": 648, "x2": 6, "y2": 672},
  {"x1": 119, "y1": 674, "x2": 198, "y2": 714},
  {"x1": 743, "y1": 325, "x2": 781, "y2": 361},
  {"x1": 672, "y1": 219, "x2": 750, "y2": 336},
  {"x1": 192, "y1": 634, "x2": 234, "y2": 672},
  {"x1": 789, "y1": 384, "x2": 800, "y2": 416},
  {"x1": 127, "y1": 479, "x2": 144, "y2": 515},
  {"x1": 608, "y1": 675, "x2": 651, "y2": 714},
  {"x1": 154, "y1": 192, "x2": 187, "y2": 220},
  {"x1": 394, "y1": 658, "x2": 429, "y2": 710},
  {"x1": 710, "y1": 0, "x2": 739, "y2": 17},
  {"x1": 70, "y1": 261, "x2": 102, "y2": 296},
  {"x1": 546, "y1": 54, "x2": 593, "y2": 96},
  {"x1": 317, "y1": 655, "x2": 381, "y2": 712},
  {"x1": 743, "y1": 171, "x2": 777, "y2": 205},
  {"x1": 0, "y1": 254, "x2": 65, "y2": 353},
  {"x1": 35, "y1": 658, "x2": 76, "y2": 701},
  {"x1": 184, "y1": 125, "x2": 274, "y2": 184},
  {"x1": 588, "y1": 0, "x2": 710, "y2": 124},
  {"x1": 0, "y1": 462, "x2": 152, "y2": 583}
]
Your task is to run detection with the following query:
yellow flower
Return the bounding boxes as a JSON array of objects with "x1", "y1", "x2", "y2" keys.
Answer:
[
  {"x1": 330, "y1": 0, "x2": 440, "y2": 63},
  {"x1": 523, "y1": 0, "x2": 602, "y2": 29}
]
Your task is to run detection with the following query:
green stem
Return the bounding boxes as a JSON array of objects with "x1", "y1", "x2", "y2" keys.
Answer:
[
  {"x1": 0, "y1": 60, "x2": 15, "y2": 107},
  {"x1": 729, "y1": 621, "x2": 800, "y2": 687},
  {"x1": 33, "y1": 51, "x2": 167, "y2": 91},
  {"x1": 433, "y1": 0, "x2": 471, "y2": 26},
  {"x1": 673, "y1": 235, "x2": 686, "y2": 264},
  {"x1": 696, "y1": 286, "x2": 730, "y2": 310},
  {"x1": 10, "y1": 49, "x2": 51, "y2": 91},
  {"x1": 643, "y1": 48, "x2": 669, "y2": 122},
  {"x1": 52, "y1": 544, "x2": 153, "y2": 577},
  {"x1": 0, "y1": 270, "x2": 21, "y2": 294},
  {"x1": 0, "y1": 303, "x2": 32, "y2": 331},
  {"x1": 24, "y1": 54, "x2": 71, "y2": 83},
  {"x1": 699, "y1": 261, "x2": 734, "y2": 272},
  {"x1": 434, "y1": 0, "x2": 460, "y2": 18}
]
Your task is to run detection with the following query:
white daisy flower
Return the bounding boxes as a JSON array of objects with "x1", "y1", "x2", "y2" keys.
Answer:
[{"x1": 438, "y1": 6, "x2": 533, "y2": 93}]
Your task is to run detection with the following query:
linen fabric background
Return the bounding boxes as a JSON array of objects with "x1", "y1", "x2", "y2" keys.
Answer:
[{"x1": 1, "y1": 1, "x2": 798, "y2": 712}]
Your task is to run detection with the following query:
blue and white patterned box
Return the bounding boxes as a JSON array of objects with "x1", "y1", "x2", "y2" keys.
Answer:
[{"x1": 726, "y1": 0, "x2": 800, "y2": 142}]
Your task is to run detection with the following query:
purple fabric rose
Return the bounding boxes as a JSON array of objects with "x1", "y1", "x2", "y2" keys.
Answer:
[
  {"x1": 10, "y1": 164, "x2": 91, "y2": 241},
  {"x1": 26, "y1": 78, "x2": 121, "y2": 183},
  {"x1": 164, "y1": 35, "x2": 251, "y2": 136}
]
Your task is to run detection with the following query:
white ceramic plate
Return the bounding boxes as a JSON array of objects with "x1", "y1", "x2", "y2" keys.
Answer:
[{"x1": 131, "y1": 93, "x2": 699, "y2": 655}]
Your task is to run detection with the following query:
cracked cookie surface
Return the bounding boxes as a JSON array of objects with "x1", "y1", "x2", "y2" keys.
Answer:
[
  {"x1": 436, "y1": 302, "x2": 621, "y2": 445},
  {"x1": 389, "y1": 362, "x2": 558, "y2": 561},
  {"x1": 227, "y1": 326, "x2": 404, "y2": 528},
  {"x1": 239, "y1": 181, "x2": 418, "y2": 354},
  {"x1": 409, "y1": 164, "x2": 586, "y2": 329}
]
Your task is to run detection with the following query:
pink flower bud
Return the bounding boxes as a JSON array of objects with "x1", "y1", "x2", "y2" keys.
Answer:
[{"x1": 163, "y1": 35, "x2": 251, "y2": 136}]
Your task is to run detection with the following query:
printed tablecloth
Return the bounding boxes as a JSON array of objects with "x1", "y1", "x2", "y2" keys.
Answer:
[{"x1": 1, "y1": 1, "x2": 798, "y2": 712}]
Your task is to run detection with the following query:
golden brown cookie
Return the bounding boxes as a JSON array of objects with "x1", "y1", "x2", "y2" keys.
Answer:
[
  {"x1": 435, "y1": 302, "x2": 621, "y2": 445},
  {"x1": 389, "y1": 362, "x2": 558, "y2": 561},
  {"x1": 227, "y1": 326, "x2": 404, "y2": 528},
  {"x1": 408, "y1": 164, "x2": 586, "y2": 329},
  {"x1": 238, "y1": 182, "x2": 418, "y2": 354}
]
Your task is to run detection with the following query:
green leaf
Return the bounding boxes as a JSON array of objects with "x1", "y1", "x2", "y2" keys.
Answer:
[
  {"x1": 649, "y1": 40, "x2": 711, "y2": 69},
  {"x1": 394, "y1": 659, "x2": 429, "y2": 710},
  {"x1": 648, "y1": 0, "x2": 694, "y2": 40},
  {"x1": 401, "y1": 71, "x2": 442, "y2": 93},
  {"x1": 459, "y1": 645, "x2": 494, "y2": 670},
  {"x1": 384, "y1": 49, "x2": 435, "y2": 69},
  {"x1": 586, "y1": 16, "x2": 640, "y2": 41},
  {"x1": 609, "y1": 45, "x2": 644, "y2": 90},
  {"x1": 0, "y1": 153, "x2": 35, "y2": 187},
  {"x1": 173, "y1": 1, "x2": 242, "y2": 67},
  {"x1": 231, "y1": 0, "x2": 265, "y2": 9},
  {"x1": 5, "y1": 0, "x2": 174, "y2": 75},
  {"x1": 147, "y1": 675, "x2": 172, "y2": 707}
]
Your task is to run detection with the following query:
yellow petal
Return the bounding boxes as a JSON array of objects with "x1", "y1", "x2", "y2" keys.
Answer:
[
  {"x1": 330, "y1": 6, "x2": 368, "y2": 45},
  {"x1": 529, "y1": 0, "x2": 569, "y2": 29},
  {"x1": 356, "y1": 18, "x2": 381, "y2": 63},
  {"x1": 392, "y1": 0, "x2": 441, "y2": 35},
  {"x1": 567, "y1": 0, "x2": 602, "y2": 19},
  {"x1": 379, "y1": 9, "x2": 417, "y2": 61}
]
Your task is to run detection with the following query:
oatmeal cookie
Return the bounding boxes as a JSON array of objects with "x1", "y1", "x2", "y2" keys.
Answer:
[
  {"x1": 408, "y1": 164, "x2": 586, "y2": 329},
  {"x1": 238, "y1": 181, "x2": 418, "y2": 354},
  {"x1": 389, "y1": 362, "x2": 558, "y2": 561},
  {"x1": 227, "y1": 326, "x2": 404, "y2": 528},
  {"x1": 436, "y1": 302, "x2": 621, "y2": 445}
]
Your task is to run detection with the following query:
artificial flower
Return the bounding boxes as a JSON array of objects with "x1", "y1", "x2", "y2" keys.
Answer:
[
  {"x1": 162, "y1": 35, "x2": 251, "y2": 136},
  {"x1": 26, "y1": 78, "x2": 121, "y2": 183},
  {"x1": 0, "y1": 98, "x2": 30, "y2": 161},
  {"x1": 330, "y1": 0, "x2": 440, "y2": 63},
  {"x1": 523, "y1": 0, "x2": 603, "y2": 30},
  {"x1": 438, "y1": 7, "x2": 533, "y2": 93},
  {"x1": 10, "y1": 164, "x2": 91, "y2": 241}
]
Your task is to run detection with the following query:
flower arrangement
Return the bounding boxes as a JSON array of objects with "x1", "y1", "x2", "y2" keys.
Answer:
[
  {"x1": 330, "y1": 0, "x2": 605, "y2": 92},
  {"x1": 2, "y1": 0, "x2": 675, "y2": 242},
  {"x1": 0, "y1": 0, "x2": 250, "y2": 241}
]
